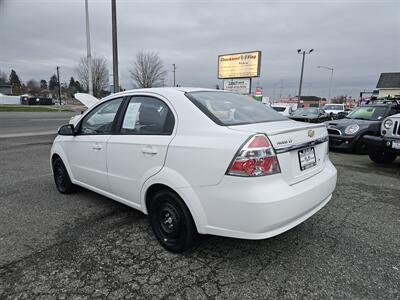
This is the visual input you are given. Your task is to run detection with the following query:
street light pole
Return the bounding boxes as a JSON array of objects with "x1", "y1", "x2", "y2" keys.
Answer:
[
  {"x1": 172, "y1": 64, "x2": 176, "y2": 87},
  {"x1": 297, "y1": 49, "x2": 314, "y2": 108},
  {"x1": 317, "y1": 65, "x2": 334, "y2": 101},
  {"x1": 111, "y1": 0, "x2": 119, "y2": 93},
  {"x1": 56, "y1": 66, "x2": 61, "y2": 105},
  {"x1": 85, "y1": 0, "x2": 93, "y2": 95}
]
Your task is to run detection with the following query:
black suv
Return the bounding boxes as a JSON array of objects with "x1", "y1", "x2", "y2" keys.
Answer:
[{"x1": 325, "y1": 103, "x2": 400, "y2": 153}]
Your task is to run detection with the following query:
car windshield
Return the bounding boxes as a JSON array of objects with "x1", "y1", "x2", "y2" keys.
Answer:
[
  {"x1": 345, "y1": 106, "x2": 387, "y2": 120},
  {"x1": 272, "y1": 106, "x2": 286, "y2": 112},
  {"x1": 292, "y1": 108, "x2": 318, "y2": 115},
  {"x1": 324, "y1": 105, "x2": 343, "y2": 111},
  {"x1": 186, "y1": 91, "x2": 286, "y2": 125}
]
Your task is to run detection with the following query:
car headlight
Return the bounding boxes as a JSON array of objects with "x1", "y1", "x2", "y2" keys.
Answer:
[
  {"x1": 383, "y1": 119, "x2": 393, "y2": 129},
  {"x1": 344, "y1": 124, "x2": 360, "y2": 135}
]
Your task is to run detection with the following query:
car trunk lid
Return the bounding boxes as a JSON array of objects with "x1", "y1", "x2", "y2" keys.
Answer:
[{"x1": 228, "y1": 120, "x2": 328, "y2": 185}]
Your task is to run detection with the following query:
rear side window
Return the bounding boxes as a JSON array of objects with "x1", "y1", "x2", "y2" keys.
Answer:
[
  {"x1": 186, "y1": 91, "x2": 286, "y2": 126},
  {"x1": 120, "y1": 96, "x2": 174, "y2": 135}
]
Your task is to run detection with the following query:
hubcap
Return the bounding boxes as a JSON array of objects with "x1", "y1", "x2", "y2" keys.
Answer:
[
  {"x1": 56, "y1": 164, "x2": 64, "y2": 185},
  {"x1": 159, "y1": 203, "x2": 180, "y2": 237}
]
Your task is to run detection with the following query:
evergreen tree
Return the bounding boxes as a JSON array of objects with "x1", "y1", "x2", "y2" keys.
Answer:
[
  {"x1": 9, "y1": 69, "x2": 22, "y2": 95},
  {"x1": 49, "y1": 74, "x2": 58, "y2": 91},
  {"x1": 40, "y1": 79, "x2": 48, "y2": 90}
]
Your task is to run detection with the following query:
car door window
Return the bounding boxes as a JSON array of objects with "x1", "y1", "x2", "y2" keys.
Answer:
[
  {"x1": 80, "y1": 98, "x2": 123, "y2": 134},
  {"x1": 120, "y1": 96, "x2": 174, "y2": 135}
]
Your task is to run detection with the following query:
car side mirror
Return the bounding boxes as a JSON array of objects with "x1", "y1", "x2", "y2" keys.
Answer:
[{"x1": 58, "y1": 124, "x2": 76, "y2": 136}]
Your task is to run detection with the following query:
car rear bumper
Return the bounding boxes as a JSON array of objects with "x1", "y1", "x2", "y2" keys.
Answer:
[
  {"x1": 183, "y1": 159, "x2": 337, "y2": 239},
  {"x1": 363, "y1": 135, "x2": 400, "y2": 154}
]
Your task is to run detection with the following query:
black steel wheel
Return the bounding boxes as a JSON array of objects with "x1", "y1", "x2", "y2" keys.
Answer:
[
  {"x1": 149, "y1": 190, "x2": 198, "y2": 253},
  {"x1": 368, "y1": 147, "x2": 397, "y2": 164},
  {"x1": 52, "y1": 157, "x2": 75, "y2": 194}
]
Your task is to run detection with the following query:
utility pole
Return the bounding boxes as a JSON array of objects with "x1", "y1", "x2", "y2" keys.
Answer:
[
  {"x1": 172, "y1": 64, "x2": 176, "y2": 87},
  {"x1": 111, "y1": 0, "x2": 119, "y2": 93},
  {"x1": 85, "y1": 0, "x2": 93, "y2": 95},
  {"x1": 317, "y1": 65, "x2": 334, "y2": 101},
  {"x1": 297, "y1": 49, "x2": 314, "y2": 108},
  {"x1": 56, "y1": 66, "x2": 61, "y2": 105}
]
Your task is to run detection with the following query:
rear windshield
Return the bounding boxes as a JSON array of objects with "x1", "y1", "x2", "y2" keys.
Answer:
[
  {"x1": 292, "y1": 108, "x2": 318, "y2": 115},
  {"x1": 272, "y1": 106, "x2": 286, "y2": 112},
  {"x1": 186, "y1": 91, "x2": 286, "y2": 126},
  {"x1": 324, "y1": 104, "x2": 343, "y2": 110}
]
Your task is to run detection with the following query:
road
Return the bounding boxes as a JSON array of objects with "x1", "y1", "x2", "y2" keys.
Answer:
[
  {"x1": 0, "y1": 115, "x2": 399, "y2": 299},
  {"x1": 0, "y1": 111, "x2": 77, "y2": 137}
]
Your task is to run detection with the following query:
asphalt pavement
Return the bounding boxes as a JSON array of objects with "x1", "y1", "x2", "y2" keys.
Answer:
[
  {"x1": 0, "y1": 111, "x2": 77, "y2": 137},
  {"x1": 0, "y1": 113, "x2": 399, "y2": 299}
]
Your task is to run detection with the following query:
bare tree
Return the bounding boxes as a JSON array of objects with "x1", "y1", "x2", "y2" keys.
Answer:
[
  {"x1": 75, "y1": 56, "x2": 109, "y2": 97},
  {"x1": 129, "y1": 51, "x2": 166, "y2": 88}
]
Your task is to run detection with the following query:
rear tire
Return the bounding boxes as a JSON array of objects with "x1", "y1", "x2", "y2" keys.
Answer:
[
  {"x1": 52, "y1": 157, "x2": 76, "y2": 194},
  {"x1": 148, "y1": 190, "x2": 198, "y2": 253},
  {"x1": 368, "y1": 148, "x2": 397, "y2": 164}
]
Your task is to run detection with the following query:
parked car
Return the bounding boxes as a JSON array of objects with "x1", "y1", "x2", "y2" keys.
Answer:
[
  {"x1": 289, "y1": 107, "x2": 329, "y2": 123},
  {"x1": 20, "y1": 95, "x2": 54, "y2": 105},
  {"x1": 326, "y1": 103, "x2": 400, "y2": 153},
  {"x1": 271, "y1": 105, "x2": 292, "y2": 116},
  {"x1": 323, "y1": 104, "x2": 346, "y2": 119},
  {"x1": 363, "y1": 113, "x2": 400, "y2": 163},
  {"x1": 51, "y1": 88, "x2": 337, "y2": 252}
]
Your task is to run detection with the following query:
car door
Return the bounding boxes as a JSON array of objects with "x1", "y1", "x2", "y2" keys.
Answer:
[
  {"x1": 66, "y1": 97, "x2": 124, "y2": 192},
  {"x1": 106, "y1": 95, "x2": 176, "y2": 206}
]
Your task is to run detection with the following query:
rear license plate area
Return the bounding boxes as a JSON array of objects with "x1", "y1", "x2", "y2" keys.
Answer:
[{"x1": 298, "y1": 147, "x2": 317, "y2": 171}]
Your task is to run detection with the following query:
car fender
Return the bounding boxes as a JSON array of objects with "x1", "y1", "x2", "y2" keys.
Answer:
[
  {"x1": 50, "y1": 141, "x2": 76, "y2": 182},
  {"x1": 140, "y1": 166, "x2": 208, "y2": 233}
]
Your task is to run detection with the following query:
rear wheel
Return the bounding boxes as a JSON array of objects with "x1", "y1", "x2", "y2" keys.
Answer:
[
  {"x1": 149, "y1": 190, "x2": 198, "y2": 253},
  {"x1": 52, "y1": 157, "x2": 76, "y2": 194},
  {"x1": 368, "y1": 148, "x2": 397, "y2": 164}
]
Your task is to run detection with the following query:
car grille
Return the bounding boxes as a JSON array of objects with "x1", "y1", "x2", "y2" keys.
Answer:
[
  {"x1": 328, "y1": 128, "x2": 341, "y2": 135},
  {"x1": 393, "y1": 121, "x2": 400, "y2": 136}
]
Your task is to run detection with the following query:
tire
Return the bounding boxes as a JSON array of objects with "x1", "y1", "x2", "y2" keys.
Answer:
[
  {"x1": 52, "y1": 157, "x2": 76, "y2": 194},
  {"x1": 368, "y1": 148, "x2": 397, "y2": 164},
  {"x1": 354, "y1": 136, "x2": 367, "y2": 154},
  {"x1": 148, "y1": 190, "x2": 198, "y2": 253}
]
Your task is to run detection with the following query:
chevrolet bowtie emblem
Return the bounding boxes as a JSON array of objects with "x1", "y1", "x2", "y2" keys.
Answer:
[{"x1": 308, "y1": 130, "x2": 315, "y2": 138}]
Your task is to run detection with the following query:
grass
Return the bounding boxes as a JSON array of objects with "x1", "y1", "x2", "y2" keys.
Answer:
[{"x1": 0, "y1": 105, "x2": 73, "y2": 112}]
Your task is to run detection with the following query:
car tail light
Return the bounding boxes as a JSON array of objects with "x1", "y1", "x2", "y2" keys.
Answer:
[{"x1": 227, "y1": 134, "x2": 281, "y2": 177}]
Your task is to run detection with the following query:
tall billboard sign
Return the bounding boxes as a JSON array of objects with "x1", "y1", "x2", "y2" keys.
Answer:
[{"x1": 218, "y1": 51, "x2": 261, "y2": 79}]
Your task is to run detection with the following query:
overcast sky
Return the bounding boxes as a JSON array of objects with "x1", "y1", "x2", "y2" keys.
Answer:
[{"x1": 1, "y1": 0, "x2": 399, "y2": 98}]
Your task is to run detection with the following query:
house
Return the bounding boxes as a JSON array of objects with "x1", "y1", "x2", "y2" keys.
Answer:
[
  {"x1": 376, "y1": 72, "x2": 400, "y2": 98},
  {"x1": 0, "y1": 84, "x2": 12, "y2": 95}
]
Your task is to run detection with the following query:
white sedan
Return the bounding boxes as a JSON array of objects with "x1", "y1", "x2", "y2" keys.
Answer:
[{"x1": 51, "y1": 88, "x2": 337, "y2": 252}]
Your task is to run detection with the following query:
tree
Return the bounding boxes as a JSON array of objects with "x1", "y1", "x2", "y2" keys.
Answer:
[
  {"x1": 49, "y1": 74, "x2": 58, "y2": 91},
  {"x1": 40, "y1": 79, "x2": 48, "y2": 90},
  {"x1": 9, "y1": 69, "x2": 22, "y2": 95},
  {"x1": 75, "y1": 56, "x2": 109, "y2": 97},
  {"x1": 129, "y1": 51, "x2": 166, "y2": 88},
  {"x1": 27, "y1": 79, "x2": 40, "y2": 94},
  {"x1": 0, "y1": 69, "x2": 8, "y2": 84}
]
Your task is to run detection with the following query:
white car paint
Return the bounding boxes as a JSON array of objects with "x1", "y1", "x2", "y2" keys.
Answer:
[
  {"x1": 323, "y1": 104, "x2": 346, "y2": 116},
  {"x1": 51, "y1": 87, "x2": 337, "y2": 240},
  {"x1": 271, "y1": 105, "x2": 292, "y2": 116}
]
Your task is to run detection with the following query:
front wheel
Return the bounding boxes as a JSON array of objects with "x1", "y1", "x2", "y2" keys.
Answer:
[
  {"x1": 149, "y1": 190, "x2": 198, "y2": 253},
  {"x1": 52, "y1": 157, "x2": 76, "y2": 194},
  {"x1": 368, "y1": 148, "x2": 397, "y2": 164}
]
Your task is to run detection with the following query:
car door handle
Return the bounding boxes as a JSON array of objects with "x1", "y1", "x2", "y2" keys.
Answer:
[
  {"x1": 141, "y1": 146, "x2": 158, "y2": 155},
  {"x1": 92, "y1": 144, "x2": 102, "y2": 151}
]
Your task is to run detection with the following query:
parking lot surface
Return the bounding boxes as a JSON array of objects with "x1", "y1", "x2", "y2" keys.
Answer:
[{"x1": 0, "y1": 133, "x2": 399, "y2": 299}]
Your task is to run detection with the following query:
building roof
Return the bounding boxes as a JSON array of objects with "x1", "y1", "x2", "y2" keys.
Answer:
[{"x1": 376, "y1": 72, "x2": 400, "y2": 89}]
